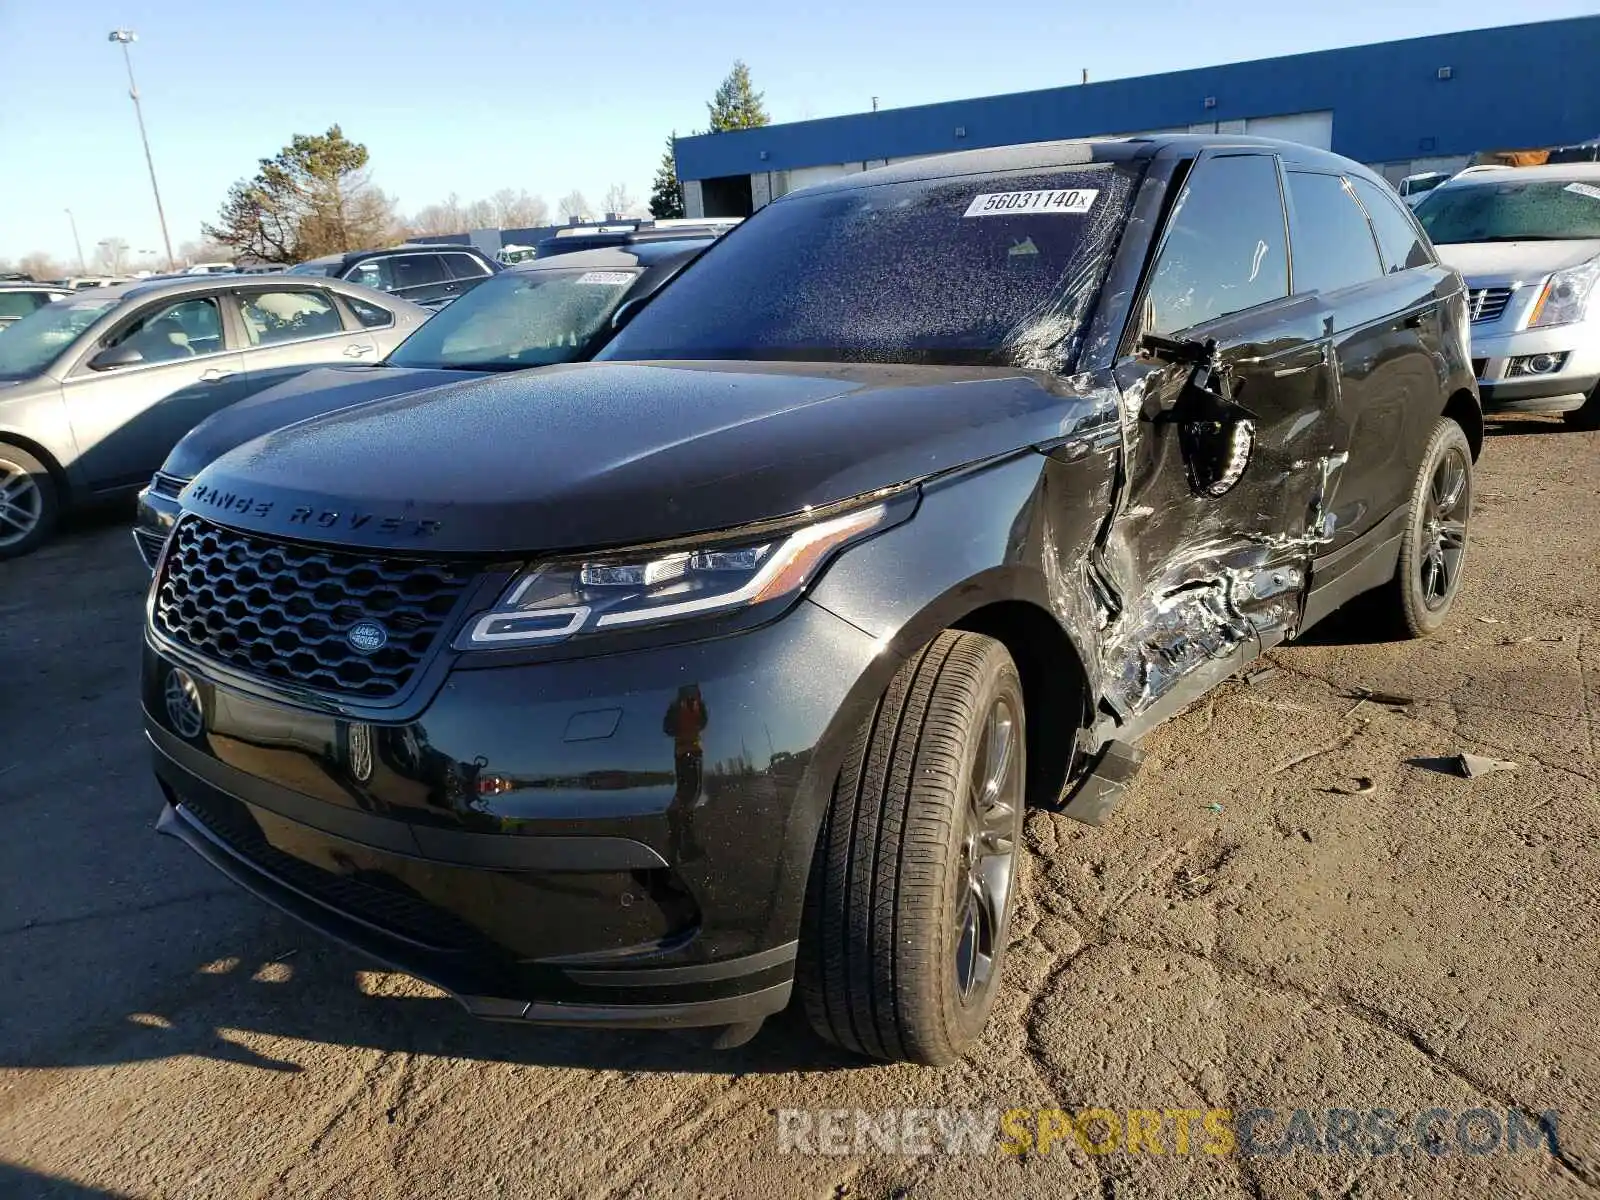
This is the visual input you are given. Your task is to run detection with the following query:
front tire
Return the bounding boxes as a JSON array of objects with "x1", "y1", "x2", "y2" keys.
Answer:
[
  {"x1": 0, "y1": 445, "x2": 60, "y2": 560},
  {"x1": 1381, "y1": 417, "x2": 1473, "y2": 638},
  {"x1": 798, "y1": 630, "x2": 1025, "y2": 1065}
]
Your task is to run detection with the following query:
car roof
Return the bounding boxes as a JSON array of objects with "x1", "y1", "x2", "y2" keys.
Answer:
[
  {"x1": 0, "y1": 283, "x2": 69, "y2": 292},
  {"x1": 507, "y1": 239, "x2": 713, "y2": 274},
  {"x1": 796, "y1": 134, "x2": 1375, "y2": 196},
  {"x1": 1439, "y1": 161, "x2": 1600, "y2": 185},
  {"x1": 290, "y1": 245, "x2": 468, "y2": 269}
]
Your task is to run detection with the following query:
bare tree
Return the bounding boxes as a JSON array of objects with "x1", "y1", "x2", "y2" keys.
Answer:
[
  {"x1": 461, "y1": 198, "x2": 497, "y2": 229},
  {"x1": 602, "y1": 183, "x2": 640, "y2": 218},
  {"x1": 95, "y1": 238, "x2": 131, "y2": 274},
  {"x1": 17, "y1": 252, "x2": 67, "y2": 280},
  {"x1": 558, "y1": 190, "x2": 592, "y2": 222},
  {"x1": 491, "y1": 188, "x2": 548, "y2": 228},
  {"x1": 178, "y1": 238, "x2": 235, "y2": 266},
  {"x1": 410, "y1": 193, "x2": 465, "y2": 237}
]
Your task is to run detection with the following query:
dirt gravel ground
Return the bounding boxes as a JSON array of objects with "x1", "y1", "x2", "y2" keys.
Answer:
[{"x1": 1, "y1": 416, "x2": 1597, "y2": 1200}]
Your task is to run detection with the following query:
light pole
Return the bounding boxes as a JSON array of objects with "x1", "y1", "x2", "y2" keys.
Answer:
[
  {"x1": 64, "y1": 208, "x2": 87, "y2": 273},
  {"x1": 107, "y1": 30, "x2": 174, "y2": 269}
]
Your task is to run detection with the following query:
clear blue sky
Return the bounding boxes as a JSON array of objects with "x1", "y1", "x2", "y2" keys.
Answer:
[{"x1": 1, "y1": 0, "x2": 1591, "y2": 266}]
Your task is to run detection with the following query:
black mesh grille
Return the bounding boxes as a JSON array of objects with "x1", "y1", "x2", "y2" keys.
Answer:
[
  {"x1": 177, "y1": 790, "x2": 487, "y2": 952},
  {"x1": 154, "y1": 515, "x2": 473, "y2": 702}
]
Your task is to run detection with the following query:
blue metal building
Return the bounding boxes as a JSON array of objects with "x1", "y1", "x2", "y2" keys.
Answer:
[{"x1": 673, "y1": 16, "x2": 1599, "y2": 217}]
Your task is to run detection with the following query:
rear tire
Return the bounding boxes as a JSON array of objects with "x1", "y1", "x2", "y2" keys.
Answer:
[
  {"x1": 797, "y1": 630, "x2": 1025, "y2": 1065},
  {"x1": 1561, "y1": 384, "x2": 1600, "y2": 431},
  {"x1": 0, "y1": 445, "x2": 60, "y2": 560},
  {"x1": 1379, "y1": 418, "x2": 1473, "y2": 638}
]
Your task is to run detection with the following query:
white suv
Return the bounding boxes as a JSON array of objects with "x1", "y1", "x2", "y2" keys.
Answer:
[{"x1": 1416, "y1": 163, "x2": 1600, "y2": 429}]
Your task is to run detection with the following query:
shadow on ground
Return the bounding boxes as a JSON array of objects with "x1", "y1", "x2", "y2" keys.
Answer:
[
  {"x1": 0, "y1": 1162, "x2": 136, "y2": 1199},
  {"x1": 3, "y1": 920, "x2": 859, "y2": 1078}
]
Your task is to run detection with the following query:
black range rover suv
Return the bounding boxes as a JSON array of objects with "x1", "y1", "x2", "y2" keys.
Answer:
[{"x1": 143, "y1": 137, "x2": 1480, "y2": 1064}]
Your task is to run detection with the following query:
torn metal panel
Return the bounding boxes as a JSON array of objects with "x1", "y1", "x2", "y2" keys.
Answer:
[{"x1": 1093, "y1": 301, "x2": 1351, "y2": 726}]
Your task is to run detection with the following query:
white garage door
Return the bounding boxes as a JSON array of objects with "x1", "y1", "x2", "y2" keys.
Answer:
[{"x1": 1243, "y1": 111, "x2": 1333, "y2": 150}]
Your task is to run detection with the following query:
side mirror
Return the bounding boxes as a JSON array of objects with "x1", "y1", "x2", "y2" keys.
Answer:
[
  {"x1": 88, "y1": 343, "x2": 144, "y2": 371},
  {"x1": 610, "y1": 296, "x2": 647, "y2": 332}
]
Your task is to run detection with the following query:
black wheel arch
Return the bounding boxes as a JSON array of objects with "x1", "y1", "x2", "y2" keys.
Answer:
[
  {"x1": 1442, "y1": 388, "x2": 1484, "y2": 460},
  {"x1": 0, "y1": 432, "x2": 71, "y2": 495}
]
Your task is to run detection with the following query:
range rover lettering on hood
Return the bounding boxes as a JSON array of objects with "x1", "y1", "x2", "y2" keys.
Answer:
[
  {"x1": 186, "y1": 484, "x2": 443, "y2": 537},
  {"x1": 180, "y1": 361, "x2": 1114, "y2": 554}
]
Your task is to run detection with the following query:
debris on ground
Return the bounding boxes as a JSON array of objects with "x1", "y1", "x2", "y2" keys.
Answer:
[
  {"x1": 1203, "y1": 802, "x2": 1224, "y2": 814},
  {"x1": 1243, "y1": 664, "x2": 1281, "y2": 686},
  {"x1": 1475, "y1": 616, "x2": 1502, "y2": 625},
  {"x1": 1406, "y1": 753, "x2": 1521, "y2": 779},
  {"x1": 1344, "y1": 688, "x2": 1415, "y2": 708},
  {"x1": 1325, "y1": 776, "x2": 1377, "y2": 796},
  {"x1": 1456, "y1": 753, "x2": 1519, "y2": 779}
]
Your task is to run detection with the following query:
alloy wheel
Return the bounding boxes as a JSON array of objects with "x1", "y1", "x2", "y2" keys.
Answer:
[
  {"x1": 953, "y1": 695, "x2": 1022, "y2": 1005},
  {"x1": 1420, "y1": 446, "x2": 1469, "y2": 611},
  {"x1": 0, "y1": 458, "x2": 42, "y2": 549}
]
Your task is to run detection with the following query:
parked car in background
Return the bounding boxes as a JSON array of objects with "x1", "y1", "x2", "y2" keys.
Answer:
[
  {"x1": 143, "y1": 136, "x2": 1479, "y2": 1064},
  {"x1": 287, "y1": 245, "x2": 500, "y2": 308},
  {"x1": 133, "y1": 239, "x2": 718, "y2": 567},
  {"x1": 0, "y1": 275, "x2": 426, "y2": 557},
  {"x1": 535, "y1": 218, "x2": 741, "y2": 257},
  {"x1": 1416, "y1": 161, "x2": 1600, "y2": 428},
  {"x1": 183, "y1": 262, "x2": 237, "y2": 275},
  {"x1": 1398, "y1": 170, "x2": 1452, "y2": 208},
  {"x1": 0, "y1": 283, "x2": 71, "y2": 329},
  {"x1": 62, "y1": 276, "x2": 125, "y2": 290}
]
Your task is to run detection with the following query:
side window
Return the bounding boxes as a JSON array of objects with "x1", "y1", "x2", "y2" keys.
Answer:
[
  {"x1": 345, "y1": 258, "x2": 394, "y2": 292},
  {"x1": 0, "y1": 293, "x2": 44, "y2": 319},
  {"x1": 1143, "y1": 154, "x2": 1289, "y2": 336},
  {"x1": 391, "y1": 255, "x2": 446, "y2": 292},
  {"x1": 1349, "y1": 178, "x2": 1434, "y2": 273},
  {"x1": 107, "y1": 296, "x2": 223, "y2": 363},
  {"x1": 1286, "y1": 172, "x2": 1385, "y2": 294},
  {"x1": 442, "y1": 253, "x2": 489, "y2": 281},
  {"x1": 344, "y1": 294, "x2": 395, "y2": 329},
  {"x1": 234, "y1": 289, "x2": 344, "y2": 346}
]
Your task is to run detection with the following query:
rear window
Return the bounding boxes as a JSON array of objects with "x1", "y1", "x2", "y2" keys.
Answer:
[
  {"x1": 602, "y1": 163, "x2": 1141, "y2": 371},
  {"x1": 1350, "y1": 178, "x2": 1433, "y2": 273},
  {"x1": 0, "y1": 292, "x2": 49, "y2": 319}
]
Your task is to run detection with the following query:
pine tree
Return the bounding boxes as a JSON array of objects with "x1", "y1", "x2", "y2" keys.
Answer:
[
  {"x1": 706, "y1": 60, "x2": 769, "y2": 132},
  {"x1": 649, "y1": 135, "x2": 685, "y2": 219}
]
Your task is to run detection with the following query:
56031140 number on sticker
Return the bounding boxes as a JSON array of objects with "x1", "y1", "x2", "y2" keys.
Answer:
[{"x1": 962, "y1": 189, "x2": 1099, "y2": 218}]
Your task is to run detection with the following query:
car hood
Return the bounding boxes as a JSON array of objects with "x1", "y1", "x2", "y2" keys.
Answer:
[
  {"x1": 1435, "y1": 238, "x2": 1600, "y2": 282},
  {"x1": 185, "y1": 361, "x2": 1107, "y2": 554},
  {"x1": 161, "y1": 365, "x2": 479, "y2": 479}
]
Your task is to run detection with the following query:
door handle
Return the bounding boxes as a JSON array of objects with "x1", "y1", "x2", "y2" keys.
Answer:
[
  {"x1": 198, "y1": 368, "x2": 236, "y2": 383},
  {"x1": 343, "y1": 344, "x2": 376, "y2": 357}
]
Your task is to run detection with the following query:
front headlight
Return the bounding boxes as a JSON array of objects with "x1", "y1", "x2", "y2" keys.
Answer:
[
  {"x1": 1528, "y1": 258, "x2": 1600, "y2": 329},
  {"x1": 454, "y1": 500, "x2": 899, "y2": 650}
]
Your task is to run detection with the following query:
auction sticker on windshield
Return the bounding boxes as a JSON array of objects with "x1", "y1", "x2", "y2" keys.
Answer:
[
  {"x1": 1564, "y1": 182, "x2": 1600, "y2": 202},
  {"x1": 575, "y1": 271, "x2": 634, "y2": 285},
  {"x1": 963, "y1": 189, "x2": 1098, "y2": 218}
]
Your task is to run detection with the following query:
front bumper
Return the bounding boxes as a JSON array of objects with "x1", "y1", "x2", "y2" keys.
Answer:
[
  {"x1": 1466, "y1": 301, "x2": 1600, "y2": 414},
  {"x1": 144, "y1": 597, "x2": 881, "y2": 1026}
]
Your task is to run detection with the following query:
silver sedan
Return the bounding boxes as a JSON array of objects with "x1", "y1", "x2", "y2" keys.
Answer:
[{"x1": 0, "y1": 274, "x2": 428, "y2": 557}]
